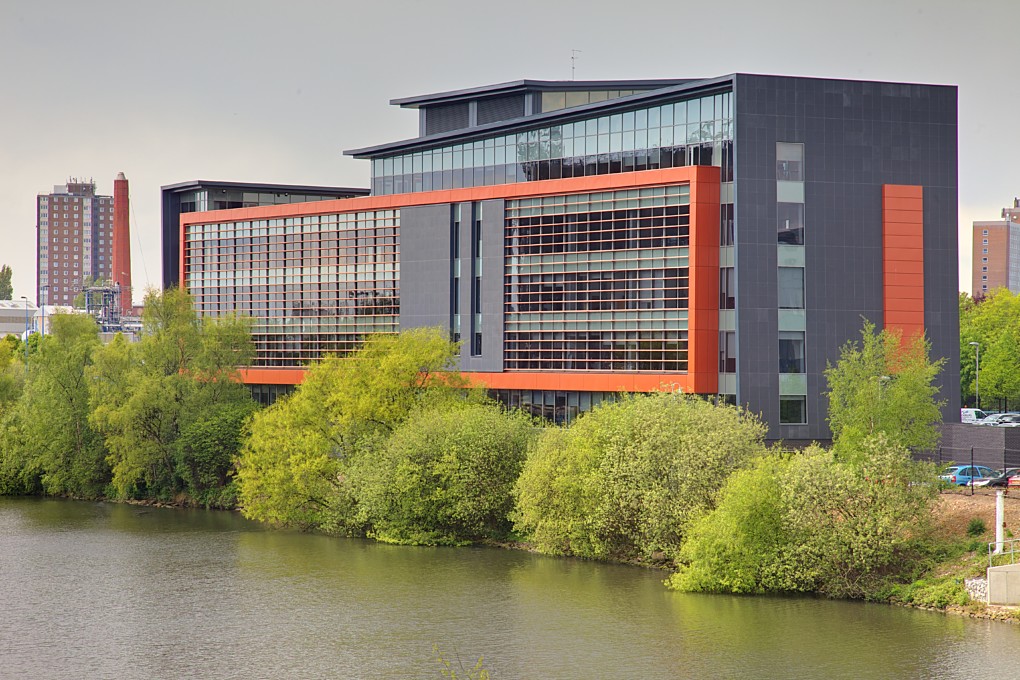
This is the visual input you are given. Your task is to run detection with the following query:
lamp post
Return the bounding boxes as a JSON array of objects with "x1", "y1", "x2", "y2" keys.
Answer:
[
  {"x1": 19, "y1": 295, "x2": 28, "y2": 364},
  {"x1": 969, "y1": 341, "x2": 981, "y2": 410}
]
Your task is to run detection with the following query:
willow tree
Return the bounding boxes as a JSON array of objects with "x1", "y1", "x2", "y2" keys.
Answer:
[{"x1": 236, "y1": 327, "x2": 478, "y2": 533}]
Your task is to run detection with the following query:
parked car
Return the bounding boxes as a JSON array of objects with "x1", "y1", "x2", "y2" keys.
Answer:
[
  {"x1": 974, "y1": 468, "x2": 1020, "y2": 487},
  {"x1": 994, "y1": 414, "x2": 1020, "y2": 427},
  {"x1": 980, "y1": 412, "x2": 1020, "y2": 426},
  {"x1": 940, "y1": 465, "x2": 998, "y2": 486},
  {"x1": 962, "y1": 408, "x2": 989, "y2": 423}
]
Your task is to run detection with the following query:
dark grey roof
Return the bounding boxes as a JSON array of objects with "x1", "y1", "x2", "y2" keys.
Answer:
[
  {"x1": 347, "y1": 75, "x2": 732, "y2": 159},
  {"x1": 160, "y1": 179, "x2": 369, "y2": 195},
  {"x1": 390, "y1": 78, "x2": 694, "y2": 108}
]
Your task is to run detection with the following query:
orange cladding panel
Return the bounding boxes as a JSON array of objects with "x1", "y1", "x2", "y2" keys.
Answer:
[{"x1": 882, "y1": 185, "x2": 924, "y2": 340}]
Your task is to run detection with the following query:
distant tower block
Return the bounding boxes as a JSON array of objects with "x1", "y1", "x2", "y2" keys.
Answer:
[{"x1": 112, "y1": 172, "x2": 131, "y2": 315}]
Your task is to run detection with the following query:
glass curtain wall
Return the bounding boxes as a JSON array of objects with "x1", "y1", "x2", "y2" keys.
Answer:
[{"x1": 372, "y1": 91, "x2": 733, "y2": 195}]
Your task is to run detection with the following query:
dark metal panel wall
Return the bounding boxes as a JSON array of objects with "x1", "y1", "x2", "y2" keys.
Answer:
[
  {"x1": 458, "y1": 199, "x2": 505, "y2": 373},
  {"x1": 735, "y1": 75, "x2": 959, "y2": 440}
]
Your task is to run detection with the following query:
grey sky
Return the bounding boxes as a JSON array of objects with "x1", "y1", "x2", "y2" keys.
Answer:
[{"x1": 1, "y1": 0, "x2": 1015, "y2": 303}]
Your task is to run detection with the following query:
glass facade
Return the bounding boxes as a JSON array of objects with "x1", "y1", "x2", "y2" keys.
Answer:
[
  {"x1": 505, "y1": 186, "x2": 690, "y2": 372},
  {"x1": 184, "y1": 210, "x2": 399, "y2": 366},
  {"x1": 490, "y1": 389, "x2": 621, "y2": 425},
  {"x1": 371, "y1": 91, "x2": 733, "y2": 195}
]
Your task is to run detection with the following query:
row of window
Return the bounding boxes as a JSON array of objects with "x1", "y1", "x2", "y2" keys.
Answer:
[
  {"x1": 373, "y1": 141, "x2": 732, "y2": 195},
  {"x1": 374, "y1": 92, "x2": 732, "y2": 183}
]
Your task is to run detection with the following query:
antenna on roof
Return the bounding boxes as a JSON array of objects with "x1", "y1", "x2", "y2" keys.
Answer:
[{"x1": 571, "y1": 49, "x2": 581, "y2": 81}]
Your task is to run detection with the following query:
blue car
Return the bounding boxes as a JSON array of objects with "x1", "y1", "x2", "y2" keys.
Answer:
[{"x1": 940, "y1": 465, "x2": 998, "y2": 486}]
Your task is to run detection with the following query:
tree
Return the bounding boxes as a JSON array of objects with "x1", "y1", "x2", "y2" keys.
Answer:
[
  {"x1": 0, "y1": 265, "x2": 12, "y2": 299},
  {"x1": 89, "y1": 287, "x2": 257, "y2": 500},
  {"x1": 513, "y1": 392, "x2": 767, "y2": 562},
  {"x1": 959, "y1": 288, "x2": 1020, "y2": 410},
  {"x1": 825, "y1": 319, "x2": 945, "y2": 456},
  {"x1": 669, "y1": 437, "x2": 940, "y2": 599},
  {"x1": 12, "y1": 313, "x2": 109, "y2": 497},
  {"x1": 354, "y1": 403, "x2": 537, "y2": 545},
  {"x1": 235, "y1": 327, "x2": 478, "y2": 532}
]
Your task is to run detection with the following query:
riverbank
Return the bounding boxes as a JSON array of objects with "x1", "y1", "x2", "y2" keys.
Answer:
[{"x1": 887, "y1": 491, "x2": 1020, "y2": 623}]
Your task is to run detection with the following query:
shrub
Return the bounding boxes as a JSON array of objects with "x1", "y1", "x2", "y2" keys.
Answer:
[
  {"x1": 356, "y1": 403, "x2": 536, "y2": 545},
  {"x1": 514, "y1": 392, "x2": 767, "y2": 562},
  {"x1": 967, "y1": 517, "x2": 987, "y2": 538}
]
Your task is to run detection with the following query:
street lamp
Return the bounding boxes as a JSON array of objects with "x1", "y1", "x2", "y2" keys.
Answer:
[
  {"x1": 969, "y1": 341, "x2": 981, "y2": 409},
  {"x1": 19, "y1": 295, "x2": 28, "y2": 364}
]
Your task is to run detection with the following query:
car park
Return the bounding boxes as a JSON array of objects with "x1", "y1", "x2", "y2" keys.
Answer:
[{"x1": 940, "y1": 465, "x2": 998, "y2": 486}]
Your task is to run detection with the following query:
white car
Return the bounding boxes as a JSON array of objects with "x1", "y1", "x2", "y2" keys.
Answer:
[{"x1": 981, "y1": 412, "x2": 1020, "y2": 426}]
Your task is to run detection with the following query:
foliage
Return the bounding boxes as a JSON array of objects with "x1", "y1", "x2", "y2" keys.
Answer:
[
  {"x1": 513, "y1": 392, "x2": 767, "y2": 562},
  {"x1": 236, "y1": 327, "x2": 477, "y2": 532},
  {"x1": 355, "y1": 403, "x2": 536, "y2": 545},
  {"x1": 669, "y1": 436, "x2": 941, "y2": 599},
  {"x1": 825, "y1": 319, "x2": 944, "y2": 457},
  {"x1": 966, "y1": 517, "x2": 987, "y2": 538},
  {"x1": 433, "y1": 644, "x2": 490, "y2": 680},
  {"x1": 89, "y1": 288, "x2": 256, "y2": 501},
  {"x1": 5, "y1": 314, "x2": 110, "y2": 498},
  {"x1": 0, "y1": 265, "x2": 12, "y2": 300},
  {"x1": 959, "y1": 289, "x2": 1020, "y2": 409}
]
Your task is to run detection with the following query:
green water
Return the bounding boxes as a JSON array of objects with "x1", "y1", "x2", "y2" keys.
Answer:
[{"x1": 1, "y1": 497, "x2": 1016, "y2": 679}]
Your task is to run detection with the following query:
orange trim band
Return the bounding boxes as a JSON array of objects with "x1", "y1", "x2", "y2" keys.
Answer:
[{"x1": 882, "y1": 184, "x2": 924, "y2": 340}]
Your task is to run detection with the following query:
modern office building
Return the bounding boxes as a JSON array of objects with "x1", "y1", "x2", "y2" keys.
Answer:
[
  {"x1": 161, "y1": 181, "x2": 370, "y2": 290},
  {"x1": 174, "y1": 74, "x2": 960, "y2": 439},
  {"x1": 36, "y1": 179, "x2": 116, "y2": 306},
  {"x1": 972, "y1": 199, "x2": 1020, "y2": 296}
]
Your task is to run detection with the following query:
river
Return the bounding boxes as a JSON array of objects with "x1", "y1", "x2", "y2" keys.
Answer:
[{"x1": 1, "y1": 497, "x2": 1018, "y2": 679}]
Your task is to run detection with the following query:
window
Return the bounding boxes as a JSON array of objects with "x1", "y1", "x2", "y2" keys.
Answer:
[
  {"x1": 720, "y1": 204, "x2": 734, "y2": 246},
  {"x1": 983, "y1": 230, "x2": 989, "y2": 235},
  {"x1": 983, "y1": 266, "x2": 988, "y2": 272},
  {"x1": 719, "y1": 267, "x2": 735, "y2": 309},
  {"x1": 984, "y1": 239, "x2": 989, "y2": 244},
  {"x1": 778, "y1": 203, "x2": 804, "y2": 245},
  {"x1": 778, "y1": 267, "x2": 804, "y2": 309},
  {"x1": 776, "y1": 143, "x2": 804, "y2": 181},
  {"x1": 780, "y1": 396, "x2": 807, "y2": 424},
  {"x1": 719, "y1": 331, "x2": 736, "y2": 372},
  {"x1": 984, "y1": 248, "x2": 988, "y2": 254},
  {"x1": 779, "y1": 331, "x2": 805, "y2": 373},
  {"x1": 983, "y1": 257, "x2": 988, "y2": 262}
]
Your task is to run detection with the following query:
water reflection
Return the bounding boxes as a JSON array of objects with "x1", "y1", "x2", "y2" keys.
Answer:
[{"x1": 2, "y1": 497, "x2": 1018, "y2": 679}]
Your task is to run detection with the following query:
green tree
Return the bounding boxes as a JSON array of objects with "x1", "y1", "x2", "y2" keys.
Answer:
[
  {"x1": 89, "y1": 288, "x2": 256, "y2": 501},
  {"x1": 8, "y1": 314, "x2": 109, "y2": 497},
  {"x1": 670, "y1": 437, "x2": 940, "y2": 599},
  {"x1": 0, "y1": 265, "x2": 12, "y2": 299},
  {"x1": 355, "y1": 403, "x2": 537, "y2": 545},
  {"x1": 825, "y1": 319, "x2": 945, "y2": 456},
  {"x1": 959, "y1": 288, "x2": 1020, "y2": 410},
  {"x1": 513, "y1": 392, "x2": 767, "y2": 562},
  {"x1": 236, "y1": 327, "x2": 476, "y2": 532}
]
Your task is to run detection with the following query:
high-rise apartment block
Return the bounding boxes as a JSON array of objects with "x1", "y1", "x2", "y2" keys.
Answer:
[
  {"x1": 36, "y1": 179, "x2": 115, "y2": 306},
  {"x1": 973, "y1": 199, "x2": 1020, "y2": 297}
]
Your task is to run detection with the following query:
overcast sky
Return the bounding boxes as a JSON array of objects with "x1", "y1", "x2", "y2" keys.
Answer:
[{"x1": 1, "y1": 0, "x2": 1016, "y2": 303}]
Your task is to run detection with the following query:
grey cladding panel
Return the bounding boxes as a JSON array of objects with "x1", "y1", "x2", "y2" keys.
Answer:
[
  {"x1": 399, "y1": 204, "x2": 452, "y2": 334},
  {"x1": 458, "y1": 199, "x2": 505, "y2": 373}
]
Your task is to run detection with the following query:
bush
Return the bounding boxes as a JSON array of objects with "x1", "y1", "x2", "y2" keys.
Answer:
[
  {"x1": 967, "y1": 517, "x2": 987, "y2": 538},
  {"x1": 355, "y1": 403, "x2": 536, "y2": 545},
  {"x1": 670, "y1": 436, "x2": 942, "y2": 599},
  {"x1": 513, "y1": 392, "x2": 767, "y2": 562}
]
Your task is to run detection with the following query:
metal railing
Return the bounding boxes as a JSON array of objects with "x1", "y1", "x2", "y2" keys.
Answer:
[{"x1": 988, "y1": 538, "x2": 1020, "y2": 568}]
